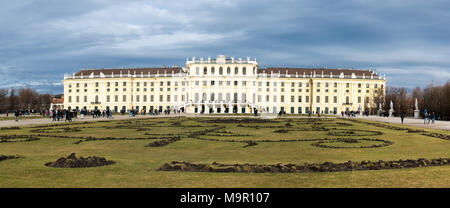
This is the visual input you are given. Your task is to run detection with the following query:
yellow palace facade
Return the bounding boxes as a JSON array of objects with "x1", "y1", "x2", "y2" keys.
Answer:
[{"x1": 63, "y1": 55, "x2": 386, "y2": 114}]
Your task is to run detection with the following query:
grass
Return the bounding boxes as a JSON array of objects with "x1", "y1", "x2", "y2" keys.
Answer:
[{"x1": 0, "y1": 116, "x2": 449, "y2": 187}]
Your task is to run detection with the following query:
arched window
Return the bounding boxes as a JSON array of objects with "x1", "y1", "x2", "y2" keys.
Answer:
[
  {"x1": 219, "y1": 67, "x2": 223, "y2": 75},
  {"x1": 211, "y1": 67, "x2": 215, "y2": 75},
  {"x1": 243, "y1": 67, "x2": 246, "y2": 75},
  {"x1": 234, "y1": 93, "x2": 238, "y2": 102},
  {"x1": 195, "y1": 67, "x2": 199, "y2": 75},
  {"x1": 242, "y1": 93, "x2": 246, "y2": 102},
  {"x1": 226, "y1": 93, "x2": 230, "y2": 102},
  {"x1": 234, "y1": 67, "x2": 238, "y2": 75},
  {"x1": 346, "y1": 96, "x2": 350, "y2": 104},
  {"x1": 218, "y1": 93, "x2": 223, "y2": 101},
  {"x1": 203, "y1": 67, "x2": 207, "y2": 75},
  {"x1": 95, "y1": 95, "x2": 99, "y2": 103},
  {"x1": 195, "y1": 93, "x2": 199, "y2": 102},
  {"x1": 227, "y1": 67, "x2": 231, "y2": 75},
  {"x1": 202, "y1": 93, "x2": 207, "y2": 101},
  {"x1": 210, "y1": 93, "x2": 215, "y2": 101}
]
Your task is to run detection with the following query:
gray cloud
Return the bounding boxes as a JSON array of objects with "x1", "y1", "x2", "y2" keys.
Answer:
[{"x1": 0, "y1": 0, "x2": 449, "y2": 93}]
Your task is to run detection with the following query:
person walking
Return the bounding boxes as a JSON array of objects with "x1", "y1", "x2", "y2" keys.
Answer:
[
  {"x1": 52, "y1": 110, "x2": 57, "y2": 121},
  {"x1": 400, "y1": 112, "x2": 405, "y2": 124},
  {"x1": 431, "y1": 112, "x2": 435, "y2": 124}
]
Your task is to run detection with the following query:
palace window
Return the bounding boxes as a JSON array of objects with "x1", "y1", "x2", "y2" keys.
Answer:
[
  {"x1": 211, "y1": 67, "x2": 215, "y2": 75},
  {"x1": 219, "y1": 67, "x2": 223, "y2": 75},
  {"x1": 243, "y1": 67, "x2": 246, "y2": 75},
  {"x1": 203, "y1": 67, "x2": 207, "y2": 75},
  {"x1": 234, "y1": 67, "x2": 238, "y2": 75},
  {"x1": 227, "y1": 67, "x2": 231, "y2": 74}
]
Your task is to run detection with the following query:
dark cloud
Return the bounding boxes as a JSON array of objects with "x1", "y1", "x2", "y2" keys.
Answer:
[{"x1": 1, "y1": 0, "x2": 449, "y2": 93}]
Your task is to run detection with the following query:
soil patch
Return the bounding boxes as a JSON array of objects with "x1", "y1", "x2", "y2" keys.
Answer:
[
  {"x1": 45, "y1": 153, "x2": 115, "y2": 168},
  {"x1": 159, "y1": 158, "x2": 450, "y2": 173},
  {"x1": 0, "y1": 155, "x2": 19, "y2": 162}
]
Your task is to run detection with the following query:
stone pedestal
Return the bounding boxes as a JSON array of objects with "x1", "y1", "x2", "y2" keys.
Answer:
[{"x1": 414, "y1": 110, "x2": 420, "y2": 119}]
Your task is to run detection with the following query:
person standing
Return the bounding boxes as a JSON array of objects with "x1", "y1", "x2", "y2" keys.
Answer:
[
  {"x1": 14, "y1": 110, "x2": 19, "y2": 122},
  {"x1": 400, "y1": 112, "x2": 405, "y2": 124},
  {"x1": 424, "y1": 109, "x2": 428, "y2": 124},
  {"x1": 431, "y1": 112, "x2": 435, "y2": 124}
]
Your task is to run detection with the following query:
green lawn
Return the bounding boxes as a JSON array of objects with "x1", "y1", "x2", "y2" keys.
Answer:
[{"x1": 0, "y1": 116, "x2": 449, "y2": 187}]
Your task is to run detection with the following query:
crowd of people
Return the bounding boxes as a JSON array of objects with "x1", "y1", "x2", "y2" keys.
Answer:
[
  {"x1": 423, "y1": 109, "x2": 437, "y2": 124},
  {"x1": 5, "y1": 107, "x2": 443, "y2": 125}
]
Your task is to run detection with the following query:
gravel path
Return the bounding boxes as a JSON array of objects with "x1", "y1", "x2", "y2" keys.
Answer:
[{"x1": 1, "y1": 113, "x2": 449, "y2": 131}]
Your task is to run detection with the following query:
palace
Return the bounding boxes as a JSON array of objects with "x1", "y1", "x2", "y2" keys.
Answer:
[{"x1": 63, "y1": 55, "x2": 386, "y2": 114}]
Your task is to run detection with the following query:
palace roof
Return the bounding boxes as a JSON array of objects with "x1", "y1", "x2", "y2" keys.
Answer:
[
  {"x1": 74, "y1": 67, "x2": 185, "y2": 76},
  {"x1": 258, "y1": 67, "x2": 379, "y2": 78}
]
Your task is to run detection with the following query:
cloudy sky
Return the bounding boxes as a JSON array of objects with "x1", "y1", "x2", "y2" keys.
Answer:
[{"x1": 1, "y1": 0, "x2": 449, "y2": 94}]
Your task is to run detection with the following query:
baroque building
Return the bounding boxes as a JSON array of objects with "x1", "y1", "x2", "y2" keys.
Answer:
[{"x1": 63, "y1": 55, "x2": 386, "y2": 114}]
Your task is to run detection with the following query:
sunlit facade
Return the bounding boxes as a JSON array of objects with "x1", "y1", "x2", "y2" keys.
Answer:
[{"x1": 63, "y1": 55, "x2": 386, "y2": 114}]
